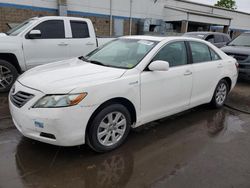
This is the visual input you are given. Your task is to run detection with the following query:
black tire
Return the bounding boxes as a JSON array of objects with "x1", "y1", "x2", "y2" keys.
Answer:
[
  {"x1": 0, "y1": 59, "x2": 18, "y2": 93},
  {"x1": 211, "y1": 79, "x2": 229, "y2": 109},
  {"x1": 87, "y1": 104, "x2": 131, "y2": 152}
]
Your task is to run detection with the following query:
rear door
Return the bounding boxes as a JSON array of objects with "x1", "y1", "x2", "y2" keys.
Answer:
[
  {"x1": 66, "y1": 19, "x2": 97, "y2": 58},
  {"x1": 22, "y1": 19, "x2": 68, "y2": 69},
  {"x1": 189, "y1": 41, "x2": 223, "y2": 105}
]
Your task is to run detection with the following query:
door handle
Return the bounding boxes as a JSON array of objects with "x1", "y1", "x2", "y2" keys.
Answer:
[
  {"x1": 86, "y1": 42, "x2": 95, "y2": 46},
  {"x1": 57, "y1": 42, "x2": 69, "y2": 46},
  {"x1": 184, "y1": 70, "x2": 192, "y2": 76}
]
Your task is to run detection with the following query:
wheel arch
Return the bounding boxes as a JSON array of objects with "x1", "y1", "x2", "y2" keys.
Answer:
[
  {"x1": 222, "y1": 77, "x2": 232, "y2": 90},
  {"x1": 0, "y1": 53, "x2": 22, "y2": 73},
  {"x1": 85, "y1": 97, "x2": 137, "y2": 139}
]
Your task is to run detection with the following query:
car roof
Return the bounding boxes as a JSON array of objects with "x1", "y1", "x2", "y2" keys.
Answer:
[
  {"x1": 185, "y1": 32, "x2": 229, "y2": 36},
  {"x1": 121, "y1": 35, "x2": 202, "y2": 42}
]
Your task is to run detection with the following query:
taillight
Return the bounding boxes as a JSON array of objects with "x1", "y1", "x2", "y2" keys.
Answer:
[{"x1": 235, "y1": 62, "x2": 239, "y2": 69}]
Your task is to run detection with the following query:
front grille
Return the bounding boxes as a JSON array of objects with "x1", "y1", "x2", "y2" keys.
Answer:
[
  {"x1": 226, "y1": 53, "x2": 248, "y2": 61},
  {"x1": 10, "y1": 91, "x2": 34, "y2": 108}
]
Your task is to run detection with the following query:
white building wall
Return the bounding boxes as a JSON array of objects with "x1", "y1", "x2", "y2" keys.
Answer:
[
  {"x1": 214, "y1": 9, "x2": 250, "y2": 30},
  {"x1": 0, "y1": 0, "x2": 57, "y2": 9},
  {"x1": 0, "y1": 0, "x2": 250, "y2": 30}
]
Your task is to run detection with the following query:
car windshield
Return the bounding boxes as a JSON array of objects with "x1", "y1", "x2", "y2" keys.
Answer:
[
  {"x1": 85, "y1": 39, "x2": 158, "y2": 69},
  {"x1": 228, "y1": 33, "x2": 250, "y2": 47},
  {"x1": 6, "y1": 18, "x2": 36, "y2": 36}
]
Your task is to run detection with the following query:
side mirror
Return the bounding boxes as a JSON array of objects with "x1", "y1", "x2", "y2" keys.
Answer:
[
  {"x1": 28, "y1": 30, "x2": 41, "y2": 39},
  {"x1": 148, "y1": 60, "x2": 169, "y2": 71}
]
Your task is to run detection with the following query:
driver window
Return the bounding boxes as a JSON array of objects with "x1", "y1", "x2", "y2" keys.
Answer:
[
  {"x1": 32, "y1": 20, "x2": 65, "y2": 39},
  {"x1": 152, "y1": 41, "x2": 188, "y2": 67}
]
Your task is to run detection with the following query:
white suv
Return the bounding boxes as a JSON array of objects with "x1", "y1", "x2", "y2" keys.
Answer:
[{"x1": 9, "y1": 36, "x2": 238, "y2": 152}]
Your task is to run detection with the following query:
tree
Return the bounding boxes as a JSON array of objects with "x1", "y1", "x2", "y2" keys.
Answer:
[{"x1": 215, "y1": 0, "x2": 237, "y2": 10}]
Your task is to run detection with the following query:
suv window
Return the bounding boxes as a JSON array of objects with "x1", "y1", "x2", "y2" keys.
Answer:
[
  {"x1": 223, "y1": 35, "x2": 230, "y2": 43},
  {"x1": 152, "y1": 41, "x2": 187, "y2": 67},
  {"x1": 33, "y1": 20, "x2": 65, "y2": 39},
  {"x1": 214, "y1": 34, "x2": 224, "y2": 43},
  {"x1": 206, "y1": 35, "x2": 215, "y2": 43},
  {"x1": 70, "y1": 21, "x2": 90, "y2": 38},
  {"x1": 189, "y1": 41, "x2": 211, "y2": 63}
]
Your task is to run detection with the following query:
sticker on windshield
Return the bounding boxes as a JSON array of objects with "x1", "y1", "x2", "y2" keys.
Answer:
[
  {"x1": 137, "y1": 40, "x2": 154, "y2": 46},
  {"x1": 127, "y1": 64, "x2": 134, "y2": 68}
]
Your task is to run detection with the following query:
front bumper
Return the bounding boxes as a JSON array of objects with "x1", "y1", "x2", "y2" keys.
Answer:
[{"x1": 9, "y1": 81, "x2": 96, "y2": 146}]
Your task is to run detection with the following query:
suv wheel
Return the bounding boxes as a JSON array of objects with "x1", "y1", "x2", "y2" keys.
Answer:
[
  {"x1": 87, "y1": 104, "x2": 131, "y2": 152},
  {"x1": 211, "y1": 79, "x2": 229, "y2": 108},
  {"x1": 0, "y1": 59, "x2": 18, "y2": 93}
]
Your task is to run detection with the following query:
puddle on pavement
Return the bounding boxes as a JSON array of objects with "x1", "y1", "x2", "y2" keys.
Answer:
[
  {"x1": 0, "y1": 93, "x2": 8, "y2": 107},
  {"x1": 0, "y1": 106, "x2": 249, "y2": 188},
  {"x1": 0, "y1": 93, "x2": 10, "y2": 118},
  {"x1": 206, "y1": 110, "x2": 246, "y2": 143}
]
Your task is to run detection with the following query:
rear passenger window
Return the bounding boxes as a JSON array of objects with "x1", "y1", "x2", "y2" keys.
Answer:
[
  {"x1": 152, "y1": 41, "x2": 187, "y2": 67},
  {"x1": 33, "y1": 20, "x2": 65, "y2": 39},
  {"x1": 210, "y1": 48, "x2": 221, "y2": 61},
  {"x1": 70, "y1": 21, "x2": 90, "y2": 38},
  {"x1": 189, "y1": 42, "x2": 211, "y2": 63}
]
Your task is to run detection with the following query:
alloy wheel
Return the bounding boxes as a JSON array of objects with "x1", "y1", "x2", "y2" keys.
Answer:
[
  {"x1": 0, "y1": 65, "x2": 13, "y2": 90},
  {"x1": 97, "y1": 112, "x2": 127, "y2": 147},
  {"x1": 215, "y1": 82, "x2": 227, "y2": 105}
]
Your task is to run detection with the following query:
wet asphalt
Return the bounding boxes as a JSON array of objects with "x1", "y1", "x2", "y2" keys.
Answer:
[{"x1": 0, "y1": 81, "x2": 250, "y2": 188}]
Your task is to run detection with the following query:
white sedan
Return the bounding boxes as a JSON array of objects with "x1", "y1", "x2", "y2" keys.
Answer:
[{"x1": 9, "y1": 36, "x2": 238, "y2": 152}]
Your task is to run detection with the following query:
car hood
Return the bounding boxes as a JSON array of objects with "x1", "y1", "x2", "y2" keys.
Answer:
[
  {"x1": 221, "y1": 45, "x2": 250, "y2": 55},
  {"x1": 18, "y1": 58, "x2": 126, "y2": 94}
]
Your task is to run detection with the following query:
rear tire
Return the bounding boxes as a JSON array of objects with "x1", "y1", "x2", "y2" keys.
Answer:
[
  {"x1": 0, "y1": 59, "x2": 18, "y2": 93},
  {"x1": 87, "y1": 104, "x2": 131, "y2": 152},
  {"x1": 211, "y1": 79, "x2": 229, "y2": 109}
]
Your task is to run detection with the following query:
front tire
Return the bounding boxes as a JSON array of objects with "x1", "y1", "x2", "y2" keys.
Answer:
[
  {"x1": 211, "y1": 79, "x2": 229, "y2": 108},
  {"x1": 87, "y1": 104, "x2": 131, "y2": 152},
  {"x1": 0, "y1": 59, "x2": 18, "y2": 93}
]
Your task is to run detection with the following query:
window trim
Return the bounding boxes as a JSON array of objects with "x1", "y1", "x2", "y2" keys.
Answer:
[
  {"x1": 70, "y1": 20, "x2": 90, "y2": 39},
  {"x1": 25, "y1": 19, "x2": 66, "y2": 39}
]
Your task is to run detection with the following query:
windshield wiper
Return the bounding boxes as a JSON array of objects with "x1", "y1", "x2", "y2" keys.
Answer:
[
  {"x1": 89, "y1": 60, "x2": 106, "y2": 66},
  {"x1": 78, "y1": 56, "x2": 90, "y2": 62},
  {"x1": 78, "y1": 57, "x2": 106, "y2": 66}
]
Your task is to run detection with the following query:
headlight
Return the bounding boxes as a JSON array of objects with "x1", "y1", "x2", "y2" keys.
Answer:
[{"x1": 33, "y1": 93, "x2": 87, "y2": 108}]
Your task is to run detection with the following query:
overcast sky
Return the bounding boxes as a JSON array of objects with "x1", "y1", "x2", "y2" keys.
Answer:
[{"x1": 189, "y1": 0, "x2": 250, "y2": 13}]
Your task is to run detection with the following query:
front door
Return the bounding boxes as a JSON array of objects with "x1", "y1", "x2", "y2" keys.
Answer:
[
  {"x1": 23, "y1": 19, "x2": 68, "y2": 69},
  {"x1": 140, "y1": 41, "x2": 193, "y2": 124}
]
